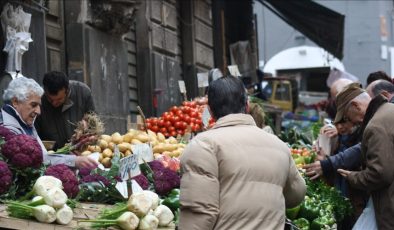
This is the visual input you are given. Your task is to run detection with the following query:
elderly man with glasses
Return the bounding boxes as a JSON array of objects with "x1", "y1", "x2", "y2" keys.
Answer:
[{"x1": 335, "y1": 83, "x2": 394, "y2": 229}]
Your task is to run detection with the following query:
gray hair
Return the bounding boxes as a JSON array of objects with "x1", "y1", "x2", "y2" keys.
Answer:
[{"x1": 3, "y1": 77, "x2": 44, "y2": 103}]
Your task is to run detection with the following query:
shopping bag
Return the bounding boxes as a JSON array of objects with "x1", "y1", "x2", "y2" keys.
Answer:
[{"x1": 352, "y1": 197, "x2": 377, "y2": 230}]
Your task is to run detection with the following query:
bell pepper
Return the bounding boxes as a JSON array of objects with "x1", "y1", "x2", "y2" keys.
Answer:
[
  {"x1": 310, "y1": 215, "x2": 335, "y2": 230},
  {"x1": 298, "y1": 197, "x2": 320, "y2": 221},
  {"x1": 293, "y1": 218, "x2": 310, "y2": 230},
  {"x1": 162, "y1": 188, "x2": 180, "y2": 211},
  {"x1": 286, "y1": 205, "x2": 301, "y2": 220}
]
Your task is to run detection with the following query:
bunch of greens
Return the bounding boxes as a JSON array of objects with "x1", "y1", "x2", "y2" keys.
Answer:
[
  {"x1": 280, "y1": 121, "x2": 322, "y2": 146},
  {"x1": 76, "y1": 151, "x2": 125, "y2": 204}
]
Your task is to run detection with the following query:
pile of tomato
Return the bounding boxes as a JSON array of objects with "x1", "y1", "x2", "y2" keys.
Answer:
[{"x1": 145, "y1": 101, "x2": 215, "y2": 137}]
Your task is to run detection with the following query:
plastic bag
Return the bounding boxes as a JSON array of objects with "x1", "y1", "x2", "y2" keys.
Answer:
[{"x1": 352, "y1": 197, "x2": 377, "y2": 230}]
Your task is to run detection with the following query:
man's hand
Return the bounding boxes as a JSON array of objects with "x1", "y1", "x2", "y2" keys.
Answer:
[
  {"x1": 337, "y1": 169, "x2": 351, "y2": 178},
  {"x1": 303, "y1": 161, "x2": 323, "y2": 180},
  {"x1": 75, "y1": 156, "x2": 98, "y2": 169},
  {"x1": 320, "y1": 124, "x2": 338, "y2": 138}
]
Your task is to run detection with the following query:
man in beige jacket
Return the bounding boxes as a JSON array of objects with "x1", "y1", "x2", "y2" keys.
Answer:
[{"x1": 179, "y1": 76, "x2": 306, "y2": 230}]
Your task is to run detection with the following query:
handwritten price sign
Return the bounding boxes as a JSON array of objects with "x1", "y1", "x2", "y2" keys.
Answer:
[{"x1": 119, "y1": 154, "x2": 141, "y2": 181}]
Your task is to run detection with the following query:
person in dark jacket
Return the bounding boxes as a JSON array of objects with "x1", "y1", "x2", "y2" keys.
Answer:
[
  {"x1": 35, "y1": 71, "x2": 95, "y2": 151},
  {"x1": 337, "y1": 83, "x2": 394, "y2": 229}
]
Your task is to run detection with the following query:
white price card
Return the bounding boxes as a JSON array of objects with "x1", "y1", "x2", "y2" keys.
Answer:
[
  {"x1": 119, "y1": 154, "x2": 141, "y2": 181},
  {"x1": 115, "y1": 181, "x2": 128, "y2": 198},
  {"x1": 197, "y1": 72, "x2": 209, "y2": 88},
  {"x1": 131, "y1": 179, "x2": 144, "y2": 193},
  {"x1": 134, "y1": 143, "x2": 154, "y2": 164},
  {"x1": 178, "y1": 80, "x2": 186, "y2": 93},
  {"x1": 227, "y1": 65, "x2": 241, "y2": 77}
]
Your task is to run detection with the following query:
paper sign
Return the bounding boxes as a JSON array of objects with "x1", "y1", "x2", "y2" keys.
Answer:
[
  {"x1": 131, "y1": 179, "x2": 144, "y2": 193},
  {"x1": 115, "y1": 181, "x2": 128, "y2": 198},
  {"x1": 228, "y1": 65, "x2": 241, "y2": 77},
  {"x1": 178, "y1": 80, "x2": 186, "y2": 93},
  {"x1": 197, "y1": 72, "x2": 209, "y2": 88},
  {"x1": 133, "y1": 143, "x2": 154, "y2": 164},
  {"x1": 202, "y1": 106, "x2": 211, "y2": 128},
  {"x1": 119, "y1": 154, "x2": 140, "y2": 180}
]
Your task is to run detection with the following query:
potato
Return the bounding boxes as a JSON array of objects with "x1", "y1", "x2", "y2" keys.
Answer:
[
  {"x1": 157, "y1": 133, "x2": 166, "y2": 142},
  {"x1": 81, "y1": 150, "x2": 92, "y2": 156},
  {"x1": 167, "y1": 136, "x2": 178, "y2": 145},
  {"x1": 101, "y1": 134, "x2": 112, "y2": 143},
  {"x1": 123, "y1": 132, "x2": 135, "y2": 143},
  {"x1": 111, "y1": 132, "x2": 123, "y2": 144},
  {"x1": 131, "y1": 139, "x2": 143, "y2": 145},
  {"x1": 118, "y1": 142, "x2": 132, "y2": 152},
  {"x1": 88, "y1": 145, "x2": 101, "y2": 153},
  {"x1": 170, "y1": 149, "x2": 182, "y2": 158},
  {"x1": 153, "y1": 144, "x2": 165, "y2": 153},
  {"x1": 135, "y1": 133, "x2": 150, "y2": 143},
  {"x1": 102, "y1": 148, "x2": 113, "y2": 158},
  {"x1": 108, "y1": 142, "x2": 116, "y2": 151},
  {"x1": 147, "y1": 130, "x2": 158, "y2": 141},
  {"x1": 128, "y1": 129, "x2": 139, "y2": 136},
  {"x1": 163, "y1": 144, "x2": 177, "y2": 152},
  {"x1": 98, "y1": 139, "x2": 108, "y2": 150},
  {"x1": 124, "y1": 149, "x2": 132, "y2": 157},
  {"x1": 101, "y1": 157, "x2": 112, "y2": 168}
]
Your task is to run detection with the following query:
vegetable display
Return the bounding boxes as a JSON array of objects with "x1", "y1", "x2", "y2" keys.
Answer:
[{"x1": 45, "y1": 164, "x2": 79, "y2": 198}]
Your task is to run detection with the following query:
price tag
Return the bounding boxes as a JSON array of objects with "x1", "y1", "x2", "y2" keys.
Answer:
[
  {"x1": 131, "y1": 179, "x2": 144, "y2": 193},
  {"x1": 178, "y1": 80, "x2": 186, "y2": 93},
  {"x1": 202, "y1": 106, "x2": 211, "y2": 128},
  {"x1": 115, "y1": 181, "x2": 128, "y2": 198},
  {"x1": 119, "y1": 154, "x2": 141, "y2": 181},
  {"x1": 227, "y1": 65, "x2": 241, "y2": 77},
  {"x1": 197, "y1": 72, "x2": 209, "y2": 88},
  {"x1": 133, "y1": 143, "x2": 154, "y2": 164}
]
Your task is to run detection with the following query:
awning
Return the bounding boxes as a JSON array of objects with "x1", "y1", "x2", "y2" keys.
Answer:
[{"x1": 260, "y1": 0, "x2": 345, "y2": 60}]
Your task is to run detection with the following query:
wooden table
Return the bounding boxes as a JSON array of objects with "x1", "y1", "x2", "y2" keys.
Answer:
[{"x1": 0, "y1": 203, "x2": 175, "y2": 230}]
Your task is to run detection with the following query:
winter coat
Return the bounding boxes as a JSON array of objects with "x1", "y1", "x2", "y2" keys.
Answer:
[
  {"x1": 0, "y1": 108, "x2": 77, "y2": 167},
  {"x1": 179, "y1": 113, "x2": 306, "y2": 230},
  {"x1": 35, "y1": 80, "x2": 95, "y2": 150},
  {"x1": 347, "y1": 103, "x2": 394, "y2": 229}
]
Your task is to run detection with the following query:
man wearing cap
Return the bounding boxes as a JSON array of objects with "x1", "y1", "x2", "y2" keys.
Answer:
[{"x1": 336, "y1": 83, "x2": 394, "y2": 229}]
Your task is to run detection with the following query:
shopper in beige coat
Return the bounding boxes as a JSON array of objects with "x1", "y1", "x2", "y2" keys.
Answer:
[{"x1": 179, "y1": 76, "x2": 306, "y2": 230}]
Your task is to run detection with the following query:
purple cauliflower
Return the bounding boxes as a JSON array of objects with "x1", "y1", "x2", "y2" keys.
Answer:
[
  {"x1": 0, "y1": 161, "x2": 12, "y2": 194},
  {"x1": 80, "y1": 174, "x2": 111, "y2": 187},
  {"x1": 0, "y1": 126, "x2": 16, "y2": 142},
  {"x1": 2, "y1": 134, "x2": 43, "y2": 168},
  {"x1": 148, "y1": 160, "x2": 165, "y2": 171},
  {"x1": 153, "y1": 167, "x2": 180, "y2": 196},
  {"x1": 45, "y1": 164, "x2": 80, "y2": 198},
  {"x1": 78, "y1": 168, "x2": 92, "y2": 177},
  {"x1": 132, "y1": 174, "x2": 149, "y2": 190}
]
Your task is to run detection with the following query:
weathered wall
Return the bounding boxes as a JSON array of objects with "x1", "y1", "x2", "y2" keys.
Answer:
[{"x1": 64, "y1": 1, "x2": 130, "y2": 134}]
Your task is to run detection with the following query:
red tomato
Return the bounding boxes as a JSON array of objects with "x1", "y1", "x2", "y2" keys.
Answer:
[
  {"x1": 174, "y1": 121, "x2": 182, "y2": 129},
  {"x1": 189, "y1": 111, "x2": 198, "y2": 118},
  {"x1": 160, "y1": 127, "x2": 167, "y2": 134},
  {"x1": 164, "y1": 120, "x2": 172, "y2": 128},
  {"x1": 170, "y1": 106, "x2": 178, "y2": 114},
  {"x1": 177, "y1": 129, "x2": 185, "y2": 136},
  {"x1": 189, "y1": 101, "x2": 197, "y2": 108},
  {"x1": 183, "y1": 115, "x2": 191, "y2": 123},
  {"x1": 190, "y1": 117, "x2": 197, "y2": 124},
  {"x1": 182, "y1": 106, "x2": 191, "y2": 114},
  {"x1": 151, "y1": 118, "x2": 159, "y2": 126},
  {"x1": 151, "y1": 125, "x2": 159, "y2": 132},
  {"x1": 195, "y1": 119, "x2": 202, "y2": 125},
  {"x1": 168, "y1": 126, "x2": 176, "y2": 132},
  {"x1": 170, "y1": 131, "x2": 177, "y2": 137},
  {"x1": 176, "y1": 110, "x2": 183, "y2": 117},
  {"x1": 181, "y1": 121, "x2": 188, "y2": 129},
  {"x1": 146, "y1": 123, "x2": 152, "y2": 130},
  {"x1": 163, "y1": 114, "x2": 172, "y2": 122},
  {"x1": 158, "y1": 119, "x2": 165, "y2": 127},
  {"x1": 182, "y1": 101, "x2": 189, "y2": 107},
  {"x1": 164, "y1": 132, "x2": 170, "y2": 137}
]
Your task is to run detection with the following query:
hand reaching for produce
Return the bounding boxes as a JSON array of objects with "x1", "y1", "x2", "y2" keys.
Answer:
[
  {"x1": 320, "y1": 124, "x2": 338, "y2": 138},
  {"x1": 303, "y1": 161, "x2": 323, "y2": 180},
  {"x1": 337, "y1": 169, "x2": 351, "y2": 178},
  {"x1": 75, "y1": 156, "x2": 98, "y2": 169}
]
